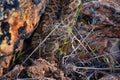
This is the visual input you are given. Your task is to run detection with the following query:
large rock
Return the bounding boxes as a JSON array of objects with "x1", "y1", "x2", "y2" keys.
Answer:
[
  {"x1": 0, "y1": 0, "x2": 49, "y2": 76},
  {"x1": 79, "y1": 0, "x2": 120, "y2": 57}
]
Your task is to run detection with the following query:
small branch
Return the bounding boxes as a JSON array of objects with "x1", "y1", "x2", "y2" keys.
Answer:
[{"x1": 22, "y1": 24, "x2": 60, "y2": 65}]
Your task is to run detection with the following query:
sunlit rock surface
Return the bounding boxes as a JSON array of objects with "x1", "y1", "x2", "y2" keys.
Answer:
[{"x1": 0, "y1": 0, "x2": 49, "y2": 76}]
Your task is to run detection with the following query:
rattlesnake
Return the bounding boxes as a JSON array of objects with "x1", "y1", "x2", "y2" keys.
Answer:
[
  {"x1": 31, "y1": 0, "x2": 81, "y2": 56},
  {"x1": 31, "y1": 0, "x2": 120, "y2": 59}
]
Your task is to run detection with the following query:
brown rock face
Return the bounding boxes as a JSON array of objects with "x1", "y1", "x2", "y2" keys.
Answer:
[
  {"x1": 0, "y1": 0, "x2": 49, "y2": 76},
  {"x1": 79, "y1": 0, "x2": 120, "y2": 59}
]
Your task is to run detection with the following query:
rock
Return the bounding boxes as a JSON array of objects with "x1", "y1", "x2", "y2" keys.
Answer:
[
  {"x1": 0, "y1": 0, "x2": 49, "y2": 76},
  {"x1": 79, "y1": 0, "x2": 120, "y2": 60},
  {"x1": 26, "y1": 58, "x2": 66, "y2": 80},
  {"x1": 99, "y1": 74, "x2": 120, "y2": 80}
]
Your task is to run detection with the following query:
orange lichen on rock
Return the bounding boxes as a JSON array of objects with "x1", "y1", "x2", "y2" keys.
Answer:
[{"x1": 0, "y1": 0, "x2": 49, "y2": 76}]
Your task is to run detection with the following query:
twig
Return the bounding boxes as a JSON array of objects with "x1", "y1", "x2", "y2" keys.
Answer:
[
  {"x1": 72, "y1": 65, "x2": 120, "y2": 71},
  {"x1": 22, "y1": 24, "x2": 59, "y2": 65}
]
